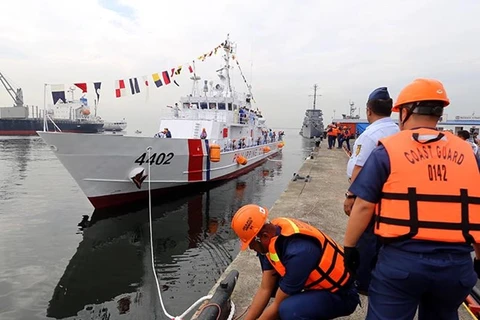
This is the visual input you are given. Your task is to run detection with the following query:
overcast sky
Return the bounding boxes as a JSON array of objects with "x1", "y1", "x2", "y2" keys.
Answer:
[{"x1": 1, "y1": 0, "x2": 479, "y2": 134}]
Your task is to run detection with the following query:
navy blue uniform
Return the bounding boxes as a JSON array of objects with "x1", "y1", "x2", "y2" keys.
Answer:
[
  {"x1": 349, "y1": 145, "x2": 479, "y2": 319},
  {"x1": 258, "y1": 229, "x2": 359, "y2": 319}
]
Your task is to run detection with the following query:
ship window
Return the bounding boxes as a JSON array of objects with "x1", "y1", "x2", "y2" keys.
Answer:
[
  {"x1": 183, "y1": 103, "x2": 190, "y2": 108},
  {"x1": 227, "y1": 103, "x2": 232, "y2": 111},
  {"x1": 209, "y1": 103, "x2": 217, "y2": 109},
  {"x1": 200, "y1": 102, "x2": 208, "y2": 109},
  {"x1": 191, "y1": 103, "x2": 199, "y2": 109},
  {"x1": 218, "y1": 103, "x2": 226, "y2": 110},
  {"x1": 233, "y1": 104, "x2": 238, "y2": 110}
]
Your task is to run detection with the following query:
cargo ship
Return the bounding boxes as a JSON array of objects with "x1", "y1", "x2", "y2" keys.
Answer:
[{"x1": 0, "y1": 72, "x2": 104, "y2": 136}]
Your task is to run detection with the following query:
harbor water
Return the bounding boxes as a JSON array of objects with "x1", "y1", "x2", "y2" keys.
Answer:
[{"x1": 0, "y1": 128, "x2": 315, "y2": 320}]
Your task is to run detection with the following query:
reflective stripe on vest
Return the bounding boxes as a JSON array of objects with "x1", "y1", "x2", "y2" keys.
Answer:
[
  {"x1": 266, "y1": 217, "x2": 351, "y2": 292},
  {"x1": 376, "y1": 128, "x2": 480, "y2": 243}
]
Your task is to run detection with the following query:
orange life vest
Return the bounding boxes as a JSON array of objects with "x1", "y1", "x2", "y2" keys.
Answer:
[
  {"x1": 327, "y1": 126, "x2": 337, "y2": 136},
  {"x1": 375, "y1": 128, "x2": 480, "y2": 243},
  {"x1": 266, "y1": 217, "x2": 351, "y2": 292}
]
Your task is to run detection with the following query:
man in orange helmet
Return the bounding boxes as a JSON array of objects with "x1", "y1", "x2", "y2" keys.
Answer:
[
  {"x1": 343, "y1": 78, "x2": 480, "y2": 319},
  {"x1": 231, "y1": 204, "x2": 359, "y2": 320}
]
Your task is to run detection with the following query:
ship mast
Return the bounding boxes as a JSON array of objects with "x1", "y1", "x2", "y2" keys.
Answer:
[
  {"x1": 222, "y1": 34, "x2": 234, "y2": 96},
  {"x1": 349, "y1": 100, "x2": 356, "y2": 118},
  {"x1": 309, "y1": 84, "x2": 321, "y2": 110},
  {"x1": 67, "y1": 86, "x2": 76, "y2": 102}
]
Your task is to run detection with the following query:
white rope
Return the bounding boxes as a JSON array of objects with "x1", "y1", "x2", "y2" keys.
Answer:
[
  {"x1": 146, "y1": 147, "x2": 235, "y2": 320},
  {"x1": 227, "y1": 300, "x2": 236, "y2": 320}
]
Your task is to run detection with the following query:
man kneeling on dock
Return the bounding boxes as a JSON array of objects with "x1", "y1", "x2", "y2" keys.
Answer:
[{"x1": 231, "y1": 204, "x2": 359, "y2": 320}]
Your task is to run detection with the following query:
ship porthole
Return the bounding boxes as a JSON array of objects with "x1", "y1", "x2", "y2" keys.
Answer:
[{"x1": 49, "y1": 145, "x2": 58, "y2": 152}]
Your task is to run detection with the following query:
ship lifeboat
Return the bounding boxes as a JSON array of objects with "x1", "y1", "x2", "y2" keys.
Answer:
[
  {"x1": 210, "y1": 144, "x2": 221, "y2": 162},
  {"x1": 277, "y1": 142, "x2": 285, "y2": 148},
  {"x1": 81, "y1": 108, "x2": 91, "y2": 116},
  {"x1": 263, "y1": 146, "x2": 271, "y2": 153},
  {"x1": 236, "y1": 155, "x2": 248, "y2": 165}
]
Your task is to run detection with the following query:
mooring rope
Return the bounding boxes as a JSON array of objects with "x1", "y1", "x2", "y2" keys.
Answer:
[{"x1": 146, "y1": 146, "x2": 236, "y2": 320}]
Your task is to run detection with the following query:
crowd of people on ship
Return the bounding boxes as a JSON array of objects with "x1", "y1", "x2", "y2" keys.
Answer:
[
  {"x1": 239, "y1": 107, "x2": 263, "y2": 124},
  {"x1": 222, "y1": 129, "x2": 284, "y2": 151}
]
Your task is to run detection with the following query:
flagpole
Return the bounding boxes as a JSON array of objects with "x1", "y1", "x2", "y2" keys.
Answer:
[{"x1": 43, "y1": 83, "x2": 47, "y2": 131}]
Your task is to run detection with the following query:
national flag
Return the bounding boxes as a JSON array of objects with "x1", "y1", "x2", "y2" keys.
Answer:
[
  {"x1": 175, "y1": 66, "x2": 182, "y2": 75},
  {"x1": 51, "y1": 84, "x2": 66, "y2": 104},
  {"x1": 94, "y1": 82, "x2": 101, "y2": 102},
  {"x1": 129, "y1": 78, "x2": 140, "y2": 95},
  {"x1": 214, "y1": 47, "x2": 218, "y2": 54},
  {"x1": 188, "y1": 65, "x2": 194, "y2": 73},
  {"x1": 208, "y1": 51, "x2": 213, "y2": 57},
  {"x1": 74, "y1": 83, "x2": 87, "y2": 93},
  {"x1": 162, "y1": 71, "x2": 171, "y2": 85},
  {"x1": 152, "y1": 73, "x2": 163, "y2": 87},
  {"x1": 115, "y1": 79, "x2": 128, "y2": 98},
  {"x1": 170, "y1": 68, "x2": 175, "y2": 77}
]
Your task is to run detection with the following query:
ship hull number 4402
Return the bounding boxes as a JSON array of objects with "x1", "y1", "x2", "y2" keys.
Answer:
[{"x1": 135, "y1": 152, "x2": 174, "y2": 166}]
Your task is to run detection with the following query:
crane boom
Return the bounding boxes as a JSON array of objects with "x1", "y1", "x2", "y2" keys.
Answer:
[{"x1": 0, "y1": 72, "x2": 24, "y2": 107}]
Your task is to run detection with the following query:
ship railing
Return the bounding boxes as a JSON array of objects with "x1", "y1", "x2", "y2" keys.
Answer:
[
  {"x1": 164, "y1": 109, "x2": 232, "y2": 123},
  {"x1": 211, "y1": 135, "x2": 278, "y2": 152},
  {"x1": 164, "y1": 109, "x2": 262, "y2": 126}
]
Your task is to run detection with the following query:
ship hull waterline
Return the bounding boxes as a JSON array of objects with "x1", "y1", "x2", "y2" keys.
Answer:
[{"x1": 37, "y1": 132, "x2": 282, "y2": 209}]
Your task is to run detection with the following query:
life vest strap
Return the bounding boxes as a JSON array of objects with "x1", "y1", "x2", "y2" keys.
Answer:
[
  {"x1": 377, "y1": 188, "x2": 478, "y2": 243},
  {"x1": 412, "y1": 132, "x2": 445, "y2": 144},
  {"x1": 304, "y1": 234, "x2": 350, "y2": 291}
]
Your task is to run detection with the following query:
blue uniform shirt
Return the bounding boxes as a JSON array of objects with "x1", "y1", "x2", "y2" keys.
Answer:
[
  {"x1": 258, "y1": 229, "x2": 322, "y2": 295},
  {"x1": 346, "y1": 117, "x2": 399, "y2": 179},
  {"x1": 349, "y1": 144, "x2": 480, "y2": 253}
]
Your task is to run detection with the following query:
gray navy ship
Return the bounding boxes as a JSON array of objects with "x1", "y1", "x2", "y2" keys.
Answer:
[{"x1": 300, "y1": 84, "x2": 324, "y2": 139}]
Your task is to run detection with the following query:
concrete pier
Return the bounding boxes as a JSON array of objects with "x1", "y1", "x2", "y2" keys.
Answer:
[{"x1": 196, "y1": 145, "x2": 475, "y2": 319}]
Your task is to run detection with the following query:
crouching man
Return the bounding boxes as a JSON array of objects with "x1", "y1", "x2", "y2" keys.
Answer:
[{"x1": 231, "y1": 204, "x2": 359, "y2": 320}]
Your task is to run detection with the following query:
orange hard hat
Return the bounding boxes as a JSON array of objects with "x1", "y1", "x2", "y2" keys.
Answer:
[
  {"x1": 393, "y1": 78, "x2": 450, "y2": 112},
  {"x1": 231, "y1": 204, "x2": 268, "y2": 250}
]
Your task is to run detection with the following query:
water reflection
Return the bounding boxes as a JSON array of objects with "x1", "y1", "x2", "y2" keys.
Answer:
[
  {"x1": 0, "y1": 138, "x2": 33, "y2": 200},
  {"x1": 46, "y1": 158, "x2": 282, "y2": 320}
]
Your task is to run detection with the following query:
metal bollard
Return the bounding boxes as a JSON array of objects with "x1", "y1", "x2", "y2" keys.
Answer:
[{"x1": 194, "y1": 270, "x2": 239, "y2": 320}]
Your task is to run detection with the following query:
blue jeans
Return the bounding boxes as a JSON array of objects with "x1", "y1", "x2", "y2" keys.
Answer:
[
  {"x1": 278, "y1": 285, "x2": 359, "y2": 320},
  {"x1": 327, "y1": 136, "x2": 336, "y2": 149},
  {"x1": 367, "y1": 246, "x2": 476, "y2": 320}
]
